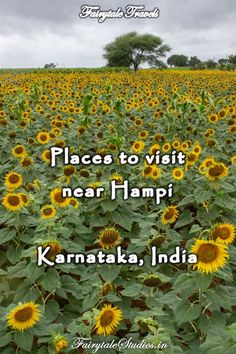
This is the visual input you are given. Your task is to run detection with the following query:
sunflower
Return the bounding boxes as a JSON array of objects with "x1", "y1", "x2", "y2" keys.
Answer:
[
  {"x1": 211, "y1": 223, "x2": 235, "y2": 245},
  {"x1": 41, "y1": 205, "x2": 57, "y2": 219},
  {"x1": 101, "y1": 283, "x2": 113, "y2": 297},
  {"x1": 19, "y1": 193, "x2": 30, "y2": 207},
  {"x1": 41, "y1": 241, "x2": 62, "y2": 259},
  {"x1": 208, "y1": 114, "x2": 219, "y2": 123},
  {"x1": 190, "y1": 239, "x2": 229, "y2": 274},
  {"x1": 162, "y1": 143, "x2": 171, "y2": 152},
  {"x1": 186, "y1": 152, "x2": 198, "y2": 165},
  {"x1": 2, "y1": 193, "x2": 23, "y2": 211},
  {"x1": 142, "y1": 165, "x2": 153, "y2": 178},
  {"x1": 138, "y1": 130, "x2": 149, "y2": 139},
  {"x1": 193, "y1": 144, "x2": 202, "y2": 155},
  {"x1": 12, "y1": 145, "x2": 27, "y2": 158},
  {"x1": 99, "y1": 227, "x2": 121, "y2": 250},
  {"x1": 64, "y1": 165, "x2": 76, "y2": 177},
  {"x1": 161, "y1": 205, "x2": 179, "y2": 225},
  {"x1": 231, "y1": 155, "x2": 236, "y2": 165},
  {"x1": 41, "y1": 150, "x2": 51, "y2": 163},
  {"x1": 201, "y1": 157, "x2": 215, "y2": 169},
  {"x1": 218, "y1": 109, "x2": 227, "y2": 119},
  {"x1": 36, "y1": 131, "x2": 50, "y2": 144},
  {"x1": 149, "y1": 143, "x2": 160, "y2": 155},
  {"x1": 109, "y1": 174, "x2": 123, "y2": 183},
  {"x1": 150, "y1": 166, "x2": 161, "y2": 180},
  {"x1": 206, "y1": 162, "x2": 229, "y2": 181},
  {"x1": 229, "y1": 125, "x2": 236, "y2": 133},
  {"x1": 172, "y1": 140, "x2": 181, "y2": 150},
  {"x1": 94, "y1": 304, "x2": 122, "y2": 335},
  {"x1": 4, "y1": 171, "x2": 23, "y2": 190},
  {"x1": 143, "y1": 274, "x2": 161, "y2": 287},
  {"x1": 172, "y1": 167, "x2": 184, "y2": 180},
  {"x1": 50, "y1": 187, "x2": 69, "y2": 208},
  {"x1": 181, "y1": 142, "x2": 189, "y2": 152},
  {"x1": 20, "y1": 156, "x2": 33, "y2": 168},
  {"x1": 132, "y1": 141, "x2": 145, "y2": 154},
  {"x1": 52, "y1": 334, "x2": 69, "y2": 353},
  {"x1": 69, "y1": 198, "x2": 80, "y2": 208},
  {"x1": 6, "y1": 302, "x2": 41, "y2": 331}
]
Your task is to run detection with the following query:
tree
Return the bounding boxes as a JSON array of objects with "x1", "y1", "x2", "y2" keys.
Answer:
[
  {"x1": 44, "y1": 63, "x2": 56, "y2": 68},
  {"x1": 188, "y1": 56, "x2": 201, "y2": 67},
  {"x1": 205, "y1": 59, "x2": 217, "y2": 69},
  {"x1": 167, "y1": 54, "x2": 189, "y2": 67},
  {"x1": 228, "y1": 55, "x2": 236, "y2": 65},
  {"x1": 218, "y1": 58, "x2": 228, "y2": 65},
  {"x1": 103, "y1": 32, "x2": 171, "y2": 71}
]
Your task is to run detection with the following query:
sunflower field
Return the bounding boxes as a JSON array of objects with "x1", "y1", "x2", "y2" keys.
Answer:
[{"x1": 0, "y1": 68, "x2": 236, "y2": 353}]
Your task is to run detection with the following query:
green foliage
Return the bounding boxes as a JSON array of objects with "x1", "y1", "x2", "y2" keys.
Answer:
[{"x1": 103, "y1": 32, "x2": 171, "y2": 70}]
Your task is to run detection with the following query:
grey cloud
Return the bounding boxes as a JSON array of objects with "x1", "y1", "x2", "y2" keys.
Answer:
[{"x1": 0, "y1": 0, "x2": 235, "y2": 67}]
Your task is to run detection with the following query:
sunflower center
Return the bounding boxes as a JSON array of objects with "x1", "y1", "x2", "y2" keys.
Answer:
[
  {"x1": 43, "y1": 207, "x2": 53, "y2": 216},
  {"x1": 64, "y1": 166, "x2": 75, "y2": 176},
  {"x1": 151, "y1": 148, "x2": 158, "y2": 155},
  {"x1": 175, "y1": 171, "x2": 181, "y2": 177},
  {"x1": 188, "y1": 154, "x2": 196, "y2": 162},
  {"x1": 101, "y1": 231, "x2": 118, "y2": 244},
  {"x1": 15, "y1": 147, "x2": 23, "y2": 154},
  {"x1": 9, "y1": 174, "x2": 20, "y2": 184},
  {"x1": 205, "y1": 161, "x2": 213, "y2": 167},
  {"x1": 197, "y1": 244, "x2": 218, "y2": 263},
  {"x1": 55, "y1": 192, "x2": 66, "y2": 203},
  {"x1": 45, "y1": 152, "x2": 51, "y2": 159},
  {"x1": 218, "y1": 227, "x2": 230, "y2": 239},
  {"x1": 164, "y1": 208, "x2": 175, "y2": 220},
  {"x1": 8, "y1": 195, "x2": 20, "y2": 206},
  {"x1": 144, "y1": 166, "x2": 152, "y2": 174},
  {"x1": 134, "y1": 143, "x2": 140, "y2": 149},
  {"x1": 208, "y1": 165, "x2": 224, "y2": 177},
  {"x1": 40, "y1": 134, "x2": 47, "y2": 141},
  {"x1": 100, "y1": 310, "x2": 114, "y2": 326},
  {"x1": 22, "y1": 158, "x2": 31, "y2": 166},
  {"x1": 21, "y1": 195, "x2": 28, "y2": 204},
  {"x1": 14, "y1": 307, "x2": 33, "y2": 322}
]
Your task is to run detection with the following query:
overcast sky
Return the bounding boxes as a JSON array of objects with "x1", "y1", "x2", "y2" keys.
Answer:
[{"x1": 0, "y1": 0, "x2": 235, "y2": 68}]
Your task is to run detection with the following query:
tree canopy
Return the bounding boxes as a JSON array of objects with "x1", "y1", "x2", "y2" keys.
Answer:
[
  {"x1": 167, "y1": 55, "x2": 189, "y2": 67},
  {"x1": 103, "y1": 32, "x2": 171, "y2": 70}
]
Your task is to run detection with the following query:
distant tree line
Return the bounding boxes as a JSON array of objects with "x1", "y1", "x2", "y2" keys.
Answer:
[{"x1": 167, "y1": 54, "x2": 236, "y2": 70}]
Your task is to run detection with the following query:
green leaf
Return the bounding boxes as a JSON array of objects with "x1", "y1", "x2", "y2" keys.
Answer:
[
  {"x1": 27, "y1": 263, "x2": 45, "y2": 282},
  {"x1": 205, "y1": 286, "x2": 231, "y2": 310},
  {"x1": 0, "y1": 269, "x2": 7, "y2": 276},
  {"x1": 120, "y1": 284, "x2": 143, "y2": 297},
  {"x1": 194, "y1": 188, "x2": 212, "y2": 203},
  {"x1": 112, "y1": 210, "x2": 133, "y2": 231},
  {"x1": 0, "y1": 333, "x2": 12, "y2": 348},
  {"x1": 101, "y1": 199, "x2": 119, "y2": 212},
  {"x1": 193, "y1": 272, "x2": 213, "y2": 290},
  {"x1": 45, "y1": 300, "x2": 59, "y2": 321},
  {"x1": 82, "y1": 293, "x2": 99, "y2": 311},
  {"x1": 6, "y1": 245, "x2": 21, "y2": 264},
  {"x1": 173, "y1": 273, "x2": 196, "y2": 292},
  {"x1": 14, "y1": 331, "x2": 33, "y2": 352},
  {"x1": 0, "y1": 228, "x2": 16, "y2": 245},
  {"x1": 175, "y1": 300, "x2": 202, "y2": 324},
  {"x1": 198, "y1": 312, "x2": 226, "y2": 334},
  {"x1": 190, "y1": 224, "x2": 203, "y2": 234},
  {"x1": 8, "y1": 261, "x2": 27, "y2": 278},
  {"x1": 99, "y1": 265, "x2": 121, "y2": 282},
  {"x1": 39, "y1": 268, "x2": 61, "y2": 292},
  {"x1": 174, "y1": 210, "x2": 194, "y2": 229}
]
